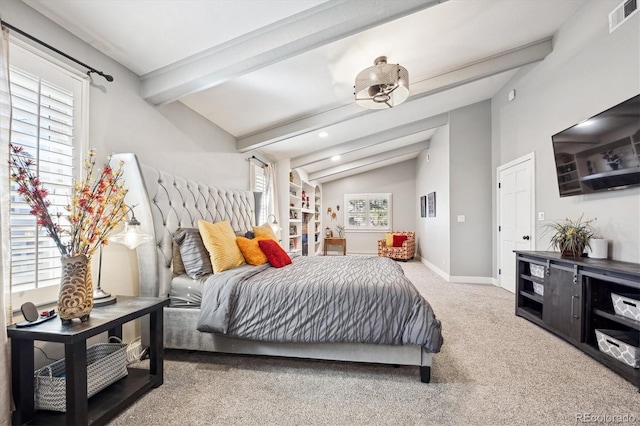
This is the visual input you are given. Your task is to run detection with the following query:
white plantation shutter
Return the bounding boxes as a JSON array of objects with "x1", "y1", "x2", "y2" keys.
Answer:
[
  {"x1": 8, "y1": 43, "x2": 86, "y2": 306},
  {"x1": 345, "y1": 193, "x2": 392, "y2": 231}
]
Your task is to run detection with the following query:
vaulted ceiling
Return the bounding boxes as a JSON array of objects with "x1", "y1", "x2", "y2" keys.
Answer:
[{"x1": 23, "y1": 0, "x2": 585, "y2": 182}]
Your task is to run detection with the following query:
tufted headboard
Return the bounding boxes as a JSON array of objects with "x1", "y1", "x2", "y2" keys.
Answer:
[{"x1": 112, "y1": 153, "x2": 261, "y2": 298}]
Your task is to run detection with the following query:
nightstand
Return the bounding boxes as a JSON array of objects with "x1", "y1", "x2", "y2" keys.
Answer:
[
  {"x1": 8, "y1": 296, "x2": 169, "y2": 426},
  {"x1": 323, "y1": 237, "x2": 346, "y2": 255}
]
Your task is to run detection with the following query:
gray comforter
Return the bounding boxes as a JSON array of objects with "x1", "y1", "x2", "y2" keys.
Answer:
[{"x1": 197, "y1": 255, "x2": 443, "y2": 353}]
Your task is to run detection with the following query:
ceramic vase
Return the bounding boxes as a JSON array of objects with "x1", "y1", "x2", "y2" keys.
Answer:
[{"x1": 58, "y1": 254, "x2": 94, "y2": 324}]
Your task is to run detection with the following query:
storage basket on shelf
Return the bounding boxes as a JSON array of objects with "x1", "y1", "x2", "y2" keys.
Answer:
[
  {"x1": 529, "y1": 264, "x2": 544, "y2": 296},
  {"x1": 611, "y1": 293, "x2": 640, "y2": 322},
  {"x1": 532, "y1": 282, "x2": 544, "y2": 296},
  {"x1": 34, "y1": 337, "x2": 128, "y2": 412},
  {"x1": 529, "y1": 264, "x2": 545, "y2": 280},
  {"x1": 595, "y1": 329, "x2": 640, "y2": 368}
]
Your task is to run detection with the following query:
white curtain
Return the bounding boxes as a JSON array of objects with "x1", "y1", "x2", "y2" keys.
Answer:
[
  {"x1": 264, "y1": 162, "x2": 280, "y2": 235},
  {"x1": 0, "y1": 25, "x2": 13, "y2": 425}
]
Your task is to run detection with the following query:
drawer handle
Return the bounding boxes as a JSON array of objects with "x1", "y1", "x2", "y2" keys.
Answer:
[
  {"x1": 623, "y1": 301, "x2": 637, "y2": 308},
  {"x1": 605, "y1": 339, "x2": 620, "y2": 348}
]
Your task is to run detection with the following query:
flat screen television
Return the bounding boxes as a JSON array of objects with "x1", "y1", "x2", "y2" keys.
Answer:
[{"x1": 551, "y1": 94, "x2": 640, "y2": 197}]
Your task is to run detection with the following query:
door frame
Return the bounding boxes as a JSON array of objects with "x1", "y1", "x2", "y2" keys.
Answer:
[{"x1": 496, "y1": 152, "x2": 536, "y2": 290}]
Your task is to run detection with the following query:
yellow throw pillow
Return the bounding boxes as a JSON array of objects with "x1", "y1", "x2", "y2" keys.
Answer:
[
  {"x1": 385, "y1": 233, "x2": 394, "y2": 246},
  {"x1": 236, "y1": 236, "x2": 269, "y2": 266},
  {"x1": 253, "y1": 222, "x2": 278, "y2": 241},
  {"x1": 198, "y1": 220, "x2": 246, "y2": 273}
]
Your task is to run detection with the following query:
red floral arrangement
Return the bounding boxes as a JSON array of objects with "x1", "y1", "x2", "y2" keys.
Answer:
[{"x1": 9, "y1": 144, "x2": 129, "y2": 258}]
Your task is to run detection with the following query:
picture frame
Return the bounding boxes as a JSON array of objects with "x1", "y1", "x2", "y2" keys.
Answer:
[
  {"x1": 427, "y1": 192, "x2": 436, "y2": 217},
  {"x1": 420, "y1": 195, "x2": 427, "y2": 218}
]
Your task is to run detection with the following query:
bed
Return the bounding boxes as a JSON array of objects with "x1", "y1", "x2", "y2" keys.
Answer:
[{"x1": 114, "y1": 153, "x2": 442, "y2": 382}]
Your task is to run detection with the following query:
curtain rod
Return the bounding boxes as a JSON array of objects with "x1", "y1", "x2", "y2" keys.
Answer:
[
  {"x1": 1, "y1": 20, "x2": 114, "y2": 82},
  {"x1": 248, "y1": 155, "x2": 268, "y2": 167}
]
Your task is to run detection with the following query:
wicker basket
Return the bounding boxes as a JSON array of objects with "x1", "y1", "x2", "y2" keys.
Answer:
[{"x1": 34, "y1": 337, "x2": 128, "y2": 412}]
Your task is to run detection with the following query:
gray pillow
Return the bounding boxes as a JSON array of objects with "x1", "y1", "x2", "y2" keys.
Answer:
[
  {"x1": 172, "y1": 241, "x2": 186, "y2": 277},
  {"x1": 173, "y1": 228, "x2": 213, "y2": 279}
]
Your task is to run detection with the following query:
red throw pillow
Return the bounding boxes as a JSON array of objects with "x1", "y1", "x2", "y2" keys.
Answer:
[
  {"x1": 393, "y1": 235, "x2": 409, "y2": 247},
  {"x1": 258, "y1": 239, "x2": 292, "y2": 268}
]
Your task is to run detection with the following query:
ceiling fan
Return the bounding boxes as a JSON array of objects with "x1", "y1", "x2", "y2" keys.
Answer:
[{"x1": 354, "y1": 56, "x2": 409, "y2": 109}]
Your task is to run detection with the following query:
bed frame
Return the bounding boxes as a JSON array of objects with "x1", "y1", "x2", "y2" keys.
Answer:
[{"x1": 115, "y1": 153, "x2": 432, "y2": 382}]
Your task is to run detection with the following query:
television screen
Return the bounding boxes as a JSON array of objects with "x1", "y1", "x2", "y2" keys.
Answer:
[{"x1": 551, "y1": 94, "x2": 640, "y2": 197}]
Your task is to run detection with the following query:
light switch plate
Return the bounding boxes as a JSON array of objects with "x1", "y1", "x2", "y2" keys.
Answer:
[
  {"x1": 538, "y1": 212, "x2": 545, "y2": 221},
  {"x1": 457, "y1": 215, "x2": 465, "y2": 223}
]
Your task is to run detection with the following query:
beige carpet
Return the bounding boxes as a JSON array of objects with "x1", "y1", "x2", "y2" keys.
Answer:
[{"x1": 110, "y1": 260, "x2": 639, "y2": 426}]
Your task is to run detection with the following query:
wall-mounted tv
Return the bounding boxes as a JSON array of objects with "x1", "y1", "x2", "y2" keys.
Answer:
[{"x1": 551, "y1": 94, "x2": 640, "y2": 197}]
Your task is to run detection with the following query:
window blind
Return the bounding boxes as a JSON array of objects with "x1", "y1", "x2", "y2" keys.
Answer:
[
  {"x1": 9, "y1": 66, "x2": 75, "y2": 293},
  {"x1": 345, "y1": 193, "x2": 392, "y2": 231},
  {"x1": 251, "y1": 163, "x2": 268, "y2": 225}
]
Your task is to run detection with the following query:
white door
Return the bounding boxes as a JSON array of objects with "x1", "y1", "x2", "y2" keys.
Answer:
[{"x1": 498, "y1": 154, "x2": 535, "y2": 293}]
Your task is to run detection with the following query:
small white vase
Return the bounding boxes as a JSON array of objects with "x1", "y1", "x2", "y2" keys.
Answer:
[{"x1": 588, "y1": 239, "x2": 608, "y2": 259}]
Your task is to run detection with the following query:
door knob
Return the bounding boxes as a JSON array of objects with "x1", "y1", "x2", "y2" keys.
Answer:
[{"x1": 522, "y1": 235, "x2": 530, "y2": 240}]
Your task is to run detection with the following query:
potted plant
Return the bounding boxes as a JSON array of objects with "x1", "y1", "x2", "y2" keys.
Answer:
[
  {"x1": 9, "y1": 144, "x2": 129, "y2": 322},
  {"x1": 545, "y1": 215, "x2": 596, "y2": 257}
]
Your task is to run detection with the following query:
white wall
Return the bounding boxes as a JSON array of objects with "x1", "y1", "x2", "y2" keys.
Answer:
[
  {"x1": 322, "y1": 160, "x2": 417, "y2": 254},
  {"x1": 491, "y1": 1, "x2": 640, "y2": 265}
]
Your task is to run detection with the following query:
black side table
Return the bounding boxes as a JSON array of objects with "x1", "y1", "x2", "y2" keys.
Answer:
[{"x1": 8, "y1": 296, "x2": 170, "y2": 426}]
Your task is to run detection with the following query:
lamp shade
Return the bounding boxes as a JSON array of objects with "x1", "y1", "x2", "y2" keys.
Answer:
[
  {"x1": 354, "y1": 56, "x2": 409, "y2": 109},
  {"x1": 108, "y1": 219, "x2": 153, "y2": 250}
]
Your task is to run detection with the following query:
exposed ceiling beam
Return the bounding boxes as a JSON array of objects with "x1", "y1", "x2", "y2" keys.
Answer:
[
  {"x1": 237, "y1": 37, "x2": 552, "y2": 152},
  {"x1": 317, "y1": 154, "x2": 419, "y2": 183},
  {"x1": 309, "y1": 140, "x2": 430, "y2": 181},
  {"x1": 291, "y1": 113, "x2": 447, "y2": 168},
  {"x1": 141, "y1": 0, "x2": 445, "y2": 105}
]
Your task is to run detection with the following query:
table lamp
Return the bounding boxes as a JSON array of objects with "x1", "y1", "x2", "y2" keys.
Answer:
[{"x1": 93, "y1": 205, "x2": 153, "y2": 307}]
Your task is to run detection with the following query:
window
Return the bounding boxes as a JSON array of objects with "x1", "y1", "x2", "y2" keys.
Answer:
[
  {"x1": 344, "y1": 193, "x2": 392, "y2": 231},
  {"x1": 250, "y1": 162, "x2": 267, "y2": 225},
  {"x1": 7, "y1": 42, "x2": 87, "y2": 307}
]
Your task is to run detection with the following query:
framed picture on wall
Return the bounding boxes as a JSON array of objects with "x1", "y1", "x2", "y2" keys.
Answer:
[
  {"x1": 427, "y1": 192, "x2": 436, "y2": 217},
  {"x1": 420, "y1": 195, "x2": 427, "y2": 218}
]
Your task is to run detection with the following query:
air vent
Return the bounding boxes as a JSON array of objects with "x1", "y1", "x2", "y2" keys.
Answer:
[{"x1": 609, "y1": 0, "x2": 638, "y2": 33}]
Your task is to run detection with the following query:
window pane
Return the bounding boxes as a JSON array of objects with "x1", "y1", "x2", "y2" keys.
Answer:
[
  {"x1": 369, "y1": 197, "x2": 389, "y2": 227},
  {"x1": 347, "y1": 198, "x2": 367, "y2": 227}
]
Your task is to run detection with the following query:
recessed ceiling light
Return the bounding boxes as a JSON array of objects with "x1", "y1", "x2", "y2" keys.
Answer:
[
  {"x1": 331, "y1": 155, "x2": 341, "y2": 162},
  {"x1": 319, "y1": 131, "x2": 329, "y2": 138}
]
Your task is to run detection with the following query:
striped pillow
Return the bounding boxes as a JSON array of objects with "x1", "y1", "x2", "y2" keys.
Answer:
[
  {"x1": 198, "y1": 220, "x2": 246, "y2": 273},
  {"x1": 173, "y1": 228, "x2": 213, "y2": 279}
]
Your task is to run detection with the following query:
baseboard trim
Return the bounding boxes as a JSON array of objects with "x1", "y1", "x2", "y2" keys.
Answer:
[
  {"x1": 420, "y1": 258, "x2": 497, "y2": 285},
  {"x1": 420, "y1": 258, "x2": 450, "y2": 281},
  {"x1": 449, "y1": 276, "x2": 495, "y2": 285}
]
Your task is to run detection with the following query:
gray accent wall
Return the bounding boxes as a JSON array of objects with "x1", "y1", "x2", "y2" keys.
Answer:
[
  {"x1": 491, "y1": 1, "x2": 640, "y2": 265},
  {"x1": 415, "y1": 101, "x2": 492, "y2": 279},
  {"x1": 450, "y1": 102, "x2": 492, "y2": 277},
  {"x1": 322, "y1": 160, "x2": 417, "y2": 255},
  {"x1": 416, "y1": 125, "x2": 451, "y2": 274}
]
